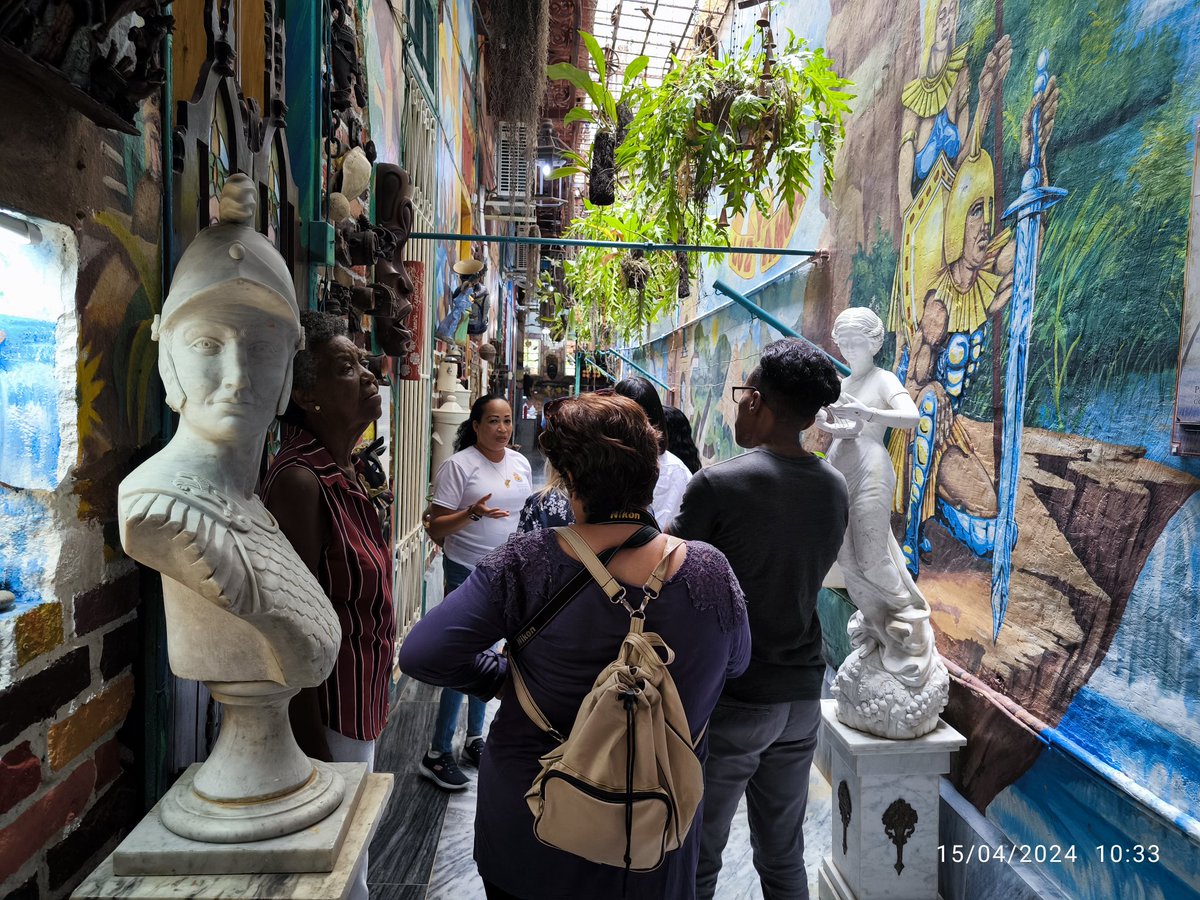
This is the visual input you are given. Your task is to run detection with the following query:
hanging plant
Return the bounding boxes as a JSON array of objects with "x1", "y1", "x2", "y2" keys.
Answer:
[
  {"x1": 546, "y1": 32, "x2": 649, "y2": 206},
  {"x1": 590, "y1": 130, "x2": 617, "y2": 206},
  {"x1": 620, "y1": 250, "x2": 652, "y2": 291},
  {"x1": 548, "y1": 25, "x2": 851, "y2": 343},
  {"x1": 557, "y1": 198, "x2": 725, "y2": 343},
  {"x1": 619, "y1": 28, "x2": 853, "y2": 245}
]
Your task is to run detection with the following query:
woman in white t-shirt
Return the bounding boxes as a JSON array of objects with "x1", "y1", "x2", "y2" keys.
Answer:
[
  {"x1": 420, "y1": 395, "x2": 532, "y2": 789},
  {"x1": 615, "y1": 377, "x2": 692, "y2": 530}
]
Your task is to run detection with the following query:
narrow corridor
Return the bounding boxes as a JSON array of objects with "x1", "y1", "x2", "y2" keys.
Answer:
[{"x1": 367, "y1": 679, "x2": 833, "y2": 898}]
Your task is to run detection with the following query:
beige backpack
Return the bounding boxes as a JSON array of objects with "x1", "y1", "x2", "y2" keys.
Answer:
[{"x1": 509, "y1": 527, "x2": 704, "y2": 873}]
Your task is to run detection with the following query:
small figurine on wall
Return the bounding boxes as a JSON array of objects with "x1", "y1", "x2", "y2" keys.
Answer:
[
  {"x1": 435, "y1": 258, "x2": 486, "y2": 346},
  {"x1": 329, "y1": 0, "x2": 365, "y2": 110},
  {"x1": 817, "y1": 307, "x2": 949, "y2": 740}
]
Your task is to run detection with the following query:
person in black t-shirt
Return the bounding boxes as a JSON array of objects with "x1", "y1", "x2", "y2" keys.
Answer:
[{"x1": 673, "y1": 338, "x2": 849, "y2": 900}]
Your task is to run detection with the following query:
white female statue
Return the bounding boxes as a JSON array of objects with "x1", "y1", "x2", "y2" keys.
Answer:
[
  {"x1": 817, "y1": 307, "x2": 949, "y2": 739},
  {"x1": 119, "y1": 175, "x2": 345, "y2": 841}
]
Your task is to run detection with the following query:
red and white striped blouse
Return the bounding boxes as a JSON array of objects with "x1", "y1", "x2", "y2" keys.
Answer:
[{"x1": 262, "y1": 424, "x2": 396, "y2": 741}]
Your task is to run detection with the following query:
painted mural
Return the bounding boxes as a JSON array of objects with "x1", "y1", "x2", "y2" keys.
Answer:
[
  {"x1": 74, "y1": 104, "x2": 165, "y2": 523},
  {"x1": 365, "y1": 1, "x2": 407, "y2": 167},
  {"x1": 631, "y1": 0, "x2": 1200, "y2": 894},
  {"x1": 434, "y1": 0, "x2": 481, "y2": 326},
  {"x1": 0, "y1": 234, "x2": 68, "y2": 491},
  {"x1": 0, "y1": 225, "x2": 74, "y2": 607},
  {"x1": 1174, "y1": 126, "x2": 1200, "y2": 454}
]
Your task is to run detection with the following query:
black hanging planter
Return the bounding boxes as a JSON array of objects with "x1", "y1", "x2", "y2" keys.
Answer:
[{"x1": 590, "y1": 129, "x2": 616, "y2": 206}]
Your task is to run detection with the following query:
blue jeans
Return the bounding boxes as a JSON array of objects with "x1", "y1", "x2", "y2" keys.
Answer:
[{"x1": 431, "y1": 556, "x2": 488, "y2": 755}]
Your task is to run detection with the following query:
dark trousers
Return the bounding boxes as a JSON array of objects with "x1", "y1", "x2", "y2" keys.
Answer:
[
  {"x1": 483, "y1": 880, "x2": 525, "y2": 900},
  {"x1": 696, "y1": 698, "x2": 822, "y2": 900}
]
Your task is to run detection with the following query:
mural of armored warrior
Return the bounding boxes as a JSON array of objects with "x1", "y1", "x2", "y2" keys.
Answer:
[
  {"x1": 893, "y1": 0, "x2": 1012, "y2": 367},
  {"x1": 889, "y1": 62, "x2": 1059, "y2": 575},
  {"x1": 897, "y1": 0, "x2": 972, "y2": 212}
]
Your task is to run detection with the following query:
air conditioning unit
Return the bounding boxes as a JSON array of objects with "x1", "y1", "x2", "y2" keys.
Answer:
[
  {"x1": 494, "y1": 121, "x2": 532, "y2": 202},
  {"x1": 506, "y1": 224, "x2": 540, "y2": 288},
  {"x1": 487, "y1": 121, "x2": 536, "y2": 230}
]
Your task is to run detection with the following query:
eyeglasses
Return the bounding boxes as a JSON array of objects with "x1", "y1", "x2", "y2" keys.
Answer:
[
  {"x1": 543, "y1": 387, "x2": 616, "y2": 420},
  {"x1": 731, "y1": 385, "x2": 758, "y2": 403}
]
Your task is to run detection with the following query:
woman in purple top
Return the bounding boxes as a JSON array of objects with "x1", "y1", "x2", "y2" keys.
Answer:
[{"x1": 400, "y1": 393, "x2": 750, "y2": 900}]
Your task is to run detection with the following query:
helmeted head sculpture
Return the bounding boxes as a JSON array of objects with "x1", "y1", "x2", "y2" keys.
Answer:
[{"x1": 153, "y1": 173, "x2": 302, "y2": 421}]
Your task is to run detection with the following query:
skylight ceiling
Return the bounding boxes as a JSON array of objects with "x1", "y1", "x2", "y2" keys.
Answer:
[{"x1": 588, "y1": 0, "x2": 730, "y2": 89}]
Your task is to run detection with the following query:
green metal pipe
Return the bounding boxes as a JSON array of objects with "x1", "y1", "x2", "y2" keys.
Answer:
[
  {"x1": 713, "y1": 279, "x2": 850, "y2": 376},
  {"x1": 582, "y1": 355, "x2": 618, "y2": 384},
  {"x1": 410, "y1": 230, "x2": 823, "y2": 258},
  {"x1": 602, "y1": 349, "x2": 671, "y2": 393}
]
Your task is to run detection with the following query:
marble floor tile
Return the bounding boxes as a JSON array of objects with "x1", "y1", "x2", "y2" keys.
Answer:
[
  {"x1": 375, "y1": 699, "x2": 439, "y2": 776},
  {"x1": 367, "y1": 883, "x2": 428, "y2": 900},
  {"x1": 702, "y1": 765, "x2": 832, "y2": 899},
  {"x1": 425, "y1": 773, "x2": 482, "y2": 900},
  {"x1": 424, "y1": 757, "x2": 834, "y2": 899},
  {"x1": 368, "y1": 773, "x2": 446, "y2": 886},
  {"x1": 395, "y1": 676, "x2": 439, "y2": 704}
]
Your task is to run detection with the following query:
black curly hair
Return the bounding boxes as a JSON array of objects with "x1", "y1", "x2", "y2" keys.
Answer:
[
  {"x1": 280, "y1": 311, "x2": 348, "y2": 426},
  {"x1": 756, "y1": 338, "x2": 842, "y2": 424},
  {"x1": 454, "y1": 394, "x2": 510, "y2": 452}
]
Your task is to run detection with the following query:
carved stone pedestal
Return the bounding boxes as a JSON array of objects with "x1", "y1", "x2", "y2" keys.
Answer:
[
  {"x1": 71, "y1": 766, "x2": 393, "y2": 899},
  {"x1": 818, "y1": 700, "x2": 965, "y2": 900}
]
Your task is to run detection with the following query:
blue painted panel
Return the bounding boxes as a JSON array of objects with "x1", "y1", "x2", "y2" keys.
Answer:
[
  {"x1": 1055, "y1": 493, "x2": 1200, "y2": 819},
  {"x1": 0, "y1": 483, "x2": 49, "y2": 605},
  {"x1": 0, "y1": 313, "x2": 60, "y2": 490},
  {"x1": 988, "y1": 748, "x2": 1200, "y2": 899}
]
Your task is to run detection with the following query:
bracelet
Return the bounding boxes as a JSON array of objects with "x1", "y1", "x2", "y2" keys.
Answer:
[{"x1": 468, "y1": 512, "x2": 482, "y2": 521}]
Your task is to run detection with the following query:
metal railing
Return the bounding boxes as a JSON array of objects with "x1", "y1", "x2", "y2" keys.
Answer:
[{"x1": 391, "y1": 66, "x2": 438, "y2": 642}]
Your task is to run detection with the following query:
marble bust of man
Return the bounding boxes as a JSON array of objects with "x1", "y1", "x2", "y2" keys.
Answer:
[{"x1": 119, "y1": 175, "x2": 344, "y2": 841}]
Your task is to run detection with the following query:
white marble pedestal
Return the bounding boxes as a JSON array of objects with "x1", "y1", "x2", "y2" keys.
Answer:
[
  {"x1": 817, "y1": 699, "x2": 965, "y2": 900},
  {"x1": 71, "y1": 769, "x2": 393, "y2": 899}
]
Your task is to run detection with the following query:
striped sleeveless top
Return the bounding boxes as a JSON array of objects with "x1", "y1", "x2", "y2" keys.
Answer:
[{"x1": 262, "y1": 424, "x2": 395, "y2": 741}]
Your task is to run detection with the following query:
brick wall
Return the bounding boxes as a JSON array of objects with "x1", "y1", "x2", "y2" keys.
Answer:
[
  {"x1": 0, "y1": 572, "x2": 141, "y2": 897},
  {"x1": 0, "y1": 65, "x2": 163, "y2": 898}
]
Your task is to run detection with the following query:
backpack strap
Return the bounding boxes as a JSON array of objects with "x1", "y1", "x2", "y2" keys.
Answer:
[
  {"x1": 555, "y1": 528, "x2": 684, "y2": 619},
  {"x1": 511, "y1": 525, "x2": 657, "y2": 654},
  {"x1": 511, "y1": 530, "x2": 684, "y2": 741},
  {"x1": 510, "y1": 655, "x2": 566, "y2": 742}
]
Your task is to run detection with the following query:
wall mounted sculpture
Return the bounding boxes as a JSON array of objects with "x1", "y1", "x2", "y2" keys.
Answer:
[{"x1": 0, "y1": 1, "x2": 173, "y2": 134}]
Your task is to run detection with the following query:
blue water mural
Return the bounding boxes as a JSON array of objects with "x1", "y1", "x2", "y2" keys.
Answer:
[
  {"x1": 0, "y1": 313, "x2": 60, "y2": 490},
  {"x1": 988, "y1": 746, "x2": 1200, "y2": 899},
  {"x1": 1055, "y1": 493, "x2": 1200, "y2": 818},
  {"x1": 0, "y1": 483, "x2": 50, "y2": 605}
]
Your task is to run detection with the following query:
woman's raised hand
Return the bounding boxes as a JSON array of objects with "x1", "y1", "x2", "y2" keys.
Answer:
[{"x1": 469, "y1": 494, "x2": 509, "y2": 519}]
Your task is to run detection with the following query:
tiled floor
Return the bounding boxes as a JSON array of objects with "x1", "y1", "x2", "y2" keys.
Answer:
[{"x1": 368, "y1": 678, "x2": 833, "y2": 899}]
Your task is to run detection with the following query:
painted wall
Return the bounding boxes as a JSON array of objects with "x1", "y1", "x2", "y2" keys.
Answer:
[
  {"x1": 631, "y1": 1, "x2": 1200, "y2": 895},
  {"x1": 0, "y1": 68, "x2": 162, "y2": 896},
  {"x1": 434, "y1": 0, "x2": 482, "y2": 326}
]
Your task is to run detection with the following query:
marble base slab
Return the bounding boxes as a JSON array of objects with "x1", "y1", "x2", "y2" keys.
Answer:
[
  {"x1": 71, "y1": 772, "x2": 393, "y2": 899},
  {"x1": 820, "y1": 700, "x2": 964, "y2": 900},
  {"x1": 112, "y1": 763, "x2": 368, "y2": 875}
]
